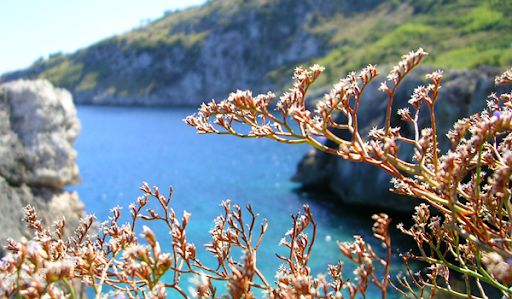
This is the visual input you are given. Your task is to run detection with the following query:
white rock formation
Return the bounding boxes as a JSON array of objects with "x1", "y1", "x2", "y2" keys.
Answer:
[{"x1": 0, "y1": 80, "x2": 84, "y2": 250}]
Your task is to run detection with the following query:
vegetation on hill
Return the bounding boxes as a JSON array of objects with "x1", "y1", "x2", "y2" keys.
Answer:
[
  {"x1": 1, "y1": 0, "x2": 510, "y2": 105},
  {"x1": 291, "y1": 0, "x2": 512, "y2": 91}
]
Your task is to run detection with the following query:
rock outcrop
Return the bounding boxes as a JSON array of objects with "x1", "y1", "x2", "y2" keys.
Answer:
[
  {"x1": 0, "y1": 80, "x2": 85, "y2": 252},
  {"x1": 293, "y1": 67, "x2": 507, "y2": 211}
]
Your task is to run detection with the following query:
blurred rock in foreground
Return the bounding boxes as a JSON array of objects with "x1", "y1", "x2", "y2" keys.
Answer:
[{"x1": 0, "y1": 80, "x2": 85, "y2": 253}]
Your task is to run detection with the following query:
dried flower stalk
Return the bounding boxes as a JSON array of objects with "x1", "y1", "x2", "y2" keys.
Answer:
[
  {"x1": 1, "y1": 183, "x2": 393, "y2": 299},
  {"x1": 187, "y1": 50, "x2": 512, "y2": 298},
  {"x1": 2, "y1": 51, "x2": 512, "y2": 298}
]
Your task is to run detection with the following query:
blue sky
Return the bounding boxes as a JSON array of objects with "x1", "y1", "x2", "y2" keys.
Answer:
[{"x1": 0, "y1": 0, "x2": 206, "y2": 74}]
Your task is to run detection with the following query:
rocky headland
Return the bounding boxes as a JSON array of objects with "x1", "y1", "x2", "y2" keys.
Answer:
[
  {"x1": 293, "y1": 67, "x2": 508, "y2": 211},
  {"x1": 0, "y1": 0, "x2": 385, "y2": 106},
  {"x1": 1, "y1": 1, "x2": 509, "y2": 106},
  {"x1": 0, "y1": 79, "x2": 85, "y2": 253}
]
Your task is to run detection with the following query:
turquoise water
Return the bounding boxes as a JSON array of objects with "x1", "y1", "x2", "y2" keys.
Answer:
[{"x1": 72, "y1": 106, "x2": 402, "y2": 297}]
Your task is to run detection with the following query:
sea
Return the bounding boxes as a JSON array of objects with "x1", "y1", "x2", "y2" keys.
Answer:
[{"x1": 72, "y1": 105, "x2": 409, "y2": 298}]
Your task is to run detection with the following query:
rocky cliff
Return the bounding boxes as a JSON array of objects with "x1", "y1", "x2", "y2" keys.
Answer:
[
  {"x1": 0, "y1": 0, "x2": 384, "y2": 105},
  {"x1": 0, "y1": 80, "x2": 85, "y2": 253},
  {"x1": 1, "y1": 0, "x2": 510, "y2": 105},
  {"x1": 293, "y1": 67, "x2": 508, "y2": 211}
]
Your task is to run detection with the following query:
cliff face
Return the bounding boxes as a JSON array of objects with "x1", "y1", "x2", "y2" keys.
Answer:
[
  {"x1": 0, "y1": 80, "x2": 85, "y2": 252},
  {"x1": 293, "y1": 67, "x2": 507, "y2": 211},
  {"x1": 2, "y1": 0, "x2": 509, "y2": 106},
  {"x1": 0, "y1": 0, "x2": 384, "y2": 106}
]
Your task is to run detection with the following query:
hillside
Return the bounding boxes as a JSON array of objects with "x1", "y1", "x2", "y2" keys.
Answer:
[{"x1": 1, "y1": 0, "x2": 511, "y2": 105}]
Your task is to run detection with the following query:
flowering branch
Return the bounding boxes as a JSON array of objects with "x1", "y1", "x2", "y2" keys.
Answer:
[
  {"x1": 2, "y1": 50, "x2": 512, "y2": 299},
  {"x1": 186, "y1": 51, "x2": 512, "y2": 297}
]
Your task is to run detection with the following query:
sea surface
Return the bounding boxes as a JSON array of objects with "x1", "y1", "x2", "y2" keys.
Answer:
[{"x1": 72, "y1": 105, "x2": 406, "y2": 297}]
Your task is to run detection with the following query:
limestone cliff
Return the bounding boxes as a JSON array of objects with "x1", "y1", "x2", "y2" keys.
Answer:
[
  {"x1": 0, "y1": 0, "x2": 384, "y2": 105},
  {"x1": 2, "y1": 0, "x2": 509, "y2": 106},
  {"x1": 0, "y1": 80, "x2": 85, "y2": 253}
]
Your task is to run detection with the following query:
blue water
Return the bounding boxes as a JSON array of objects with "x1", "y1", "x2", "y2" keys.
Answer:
[{"x1": 72, "y1": 106, "x2": 403, "y2": 297}]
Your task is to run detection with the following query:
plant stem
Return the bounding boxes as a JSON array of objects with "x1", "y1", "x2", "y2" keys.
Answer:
[{"x1": 63, "y1": 278, "x2": 76, "y2": 299}]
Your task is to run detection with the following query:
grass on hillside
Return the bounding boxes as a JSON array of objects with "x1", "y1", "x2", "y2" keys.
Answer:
[
  {"x1": 305, "y1": 1, "x2": 511, "y2": 91},
  {"x1": 27, "y1": 0, "x2": 512, "y2": 97}
]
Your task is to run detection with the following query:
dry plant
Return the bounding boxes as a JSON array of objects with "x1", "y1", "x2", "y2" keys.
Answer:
[
  {"x1": 1, "y1": 50, "x2": 511, "y2": 298},
  {"x1": 0, "y1": 183, "x2": 392, "y2": 299},
  {"x1": 186, "y1": 49, "x2": 512, "y2": 298}
]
